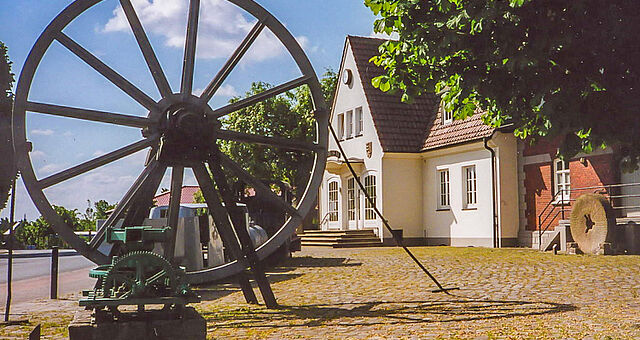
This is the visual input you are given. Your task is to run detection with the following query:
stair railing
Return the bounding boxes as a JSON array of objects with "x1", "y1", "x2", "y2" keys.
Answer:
[{"x1": 319, "y1": 212, "x2": 331, "y2": 230}]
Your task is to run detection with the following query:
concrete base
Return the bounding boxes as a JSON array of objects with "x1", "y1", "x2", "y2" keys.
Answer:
[{"x1": 69, "y1": 307, "x2": 206, "y2": 340}]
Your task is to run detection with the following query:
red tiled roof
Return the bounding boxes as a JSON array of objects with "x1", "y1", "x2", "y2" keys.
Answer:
[
  {"x1": 422, "y1": 107, "x2": 495, "y2": 150},
  {"x1": 348, "y1": 36, "x2": 494, "y2": 152},
  {"x1": 153, "y1": 185, "x2": 200, "y2": 206}
]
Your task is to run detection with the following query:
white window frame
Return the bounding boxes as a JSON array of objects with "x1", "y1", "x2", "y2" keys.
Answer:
[
  {"x1": 437, "y1": 169, "x2": 450, "y2": 210},
  {"x1": 364, "y1": 174, "x2": 377, "y2": 220},
  {"x1": 346, "y1": 110, "x2": 353, "y2": 139},
  {"x1": 442, "y1": 106, "x2": 453, "y2": 125},
  {"x1": 463, "y1": 165, "x2": 477, "y2": 209},
  {"x1": 337, "y1": 113, "x2": 345, "y2": 140},
  {"x1": 328, "y1": 180, "x2": 339, "y2": 222},
  {"x1": 553, "y1": 158, "x2": 571, "y2": 204},
  {"x1": 347, "y1": 177, "x2": 356, "y2": 221},
  {"x1": 355, "y1": 107, "x2": 363, "y2": 137}
]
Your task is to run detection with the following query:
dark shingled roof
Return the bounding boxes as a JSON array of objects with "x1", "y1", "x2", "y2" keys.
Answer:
[{"x1": 348, "y1": 35, "x2": 494, "y2": 152}]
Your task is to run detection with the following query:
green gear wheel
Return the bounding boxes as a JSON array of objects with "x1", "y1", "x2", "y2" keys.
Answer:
[{"x1": 102, "y1": 250, "x2": 178, "y2": 299}]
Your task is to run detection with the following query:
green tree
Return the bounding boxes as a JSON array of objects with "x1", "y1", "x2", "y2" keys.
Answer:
[
  {"x1": 365, "y1": 0, "x2": 640, "y2": 165},
  {"x1": 79, "y1": 199, "x2": 116, "y2": 231},
  {"x1": 218, "y1": 69, "x2": 338, "y2": 199},
  {"x1": 16, "y1": 206, "x2": 85, "y2": 249},
  {"x1": 0, "y1": 42, "x2": 15, "y2": 210}
]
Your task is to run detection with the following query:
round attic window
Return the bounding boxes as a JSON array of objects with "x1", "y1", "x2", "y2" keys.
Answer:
[{"x1": 342, "y1": 69, "x2": 353, "y2": 85}]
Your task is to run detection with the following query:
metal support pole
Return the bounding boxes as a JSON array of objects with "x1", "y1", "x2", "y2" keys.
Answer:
[
  {"x1": 50, "y1": 246, "x2": 59, "y2": 299},
  {"x1": 4, "y1": 174, "x2": 16, "y2": 322}
]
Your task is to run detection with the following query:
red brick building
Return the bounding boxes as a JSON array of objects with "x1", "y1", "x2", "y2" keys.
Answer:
[{"x1": 519, "y1": 137, "x2": 629, "y2": 247}]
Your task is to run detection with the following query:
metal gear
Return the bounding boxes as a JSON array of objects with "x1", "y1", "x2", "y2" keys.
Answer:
[{"x1": 102, "y1": 250, "x2": 179, "y2": 299}]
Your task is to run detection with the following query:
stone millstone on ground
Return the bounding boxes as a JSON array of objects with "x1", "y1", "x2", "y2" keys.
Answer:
[{"x1": 569, "y1": 193, "x2": 616, "y2": 254}]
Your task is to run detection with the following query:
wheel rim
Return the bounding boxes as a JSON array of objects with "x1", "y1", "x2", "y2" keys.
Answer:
[{"x1": 13, "y1": 0, "x2": 328, "y2": 282}]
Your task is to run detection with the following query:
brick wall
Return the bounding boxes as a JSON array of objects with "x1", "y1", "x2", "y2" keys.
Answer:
[{"x1": 523, "y1": 150, "x2": 618, "y2": 231}]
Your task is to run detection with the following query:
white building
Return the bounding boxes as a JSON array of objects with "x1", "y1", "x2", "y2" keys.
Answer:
[{"x1": 318, "y1": 36, "x2": 520, "y2": 247}]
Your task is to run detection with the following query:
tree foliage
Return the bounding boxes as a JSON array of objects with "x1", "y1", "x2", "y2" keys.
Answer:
[
  {"x1": 83, "y1": 199, "x2": 116, "y2": 222},
  {"x1": 11, "y1": 200, "x2": 114, "y2": 249},
  {"x1": 0, "y1": 42, "x2": 15, "y2": 209},
  {"x1": 365, "y1": 0, "x2": 640, "y2": 165},
  {"x1": 218, "y1": 69, "x2": 337, "y2": 199},
  {"x1": 15, "y1": 206, "x2": 86, "y2": 249}
]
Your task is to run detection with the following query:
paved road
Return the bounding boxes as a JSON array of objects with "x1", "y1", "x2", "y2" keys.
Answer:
[{"x1": 0, "y1": 254, "x2": 96, "y2": 306}]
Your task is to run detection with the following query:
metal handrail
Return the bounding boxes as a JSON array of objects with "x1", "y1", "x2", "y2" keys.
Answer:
[
  {"x1": 319, "y1": 212, "x2": 332, "y2": 229},
  {"x1": 538, "y1": 209, "x2": 564, "y2": 250}
]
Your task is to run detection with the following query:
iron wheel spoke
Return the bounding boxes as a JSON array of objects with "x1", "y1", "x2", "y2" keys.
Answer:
[
  {"x1": 217, "y1": 152, "x2": 300, "y2": 217},
  {"x1": 121, "y1": 159, "x2": 167, "y2": 227},
  {"x1": 208, "y1": 76, "x2": 310, "y2": 119},
  {"x1": 200, "y1": 20, "x2": 266, "y2": 102},
  {"x1": 181, "y1": 0, "x2": 200, "y2": 95},
  {"x1": 89, "y1": 159, "x2": 162, "y2": 249},
  {"x1": 192, "y1": 163, "x2": 245, "y2": 261},
  {"x1": 216, "y1": 129, "x2": 321, "y2": 152},
  {"x1": 55, "y1": 32, "x2": 158, "y2": 112},
  {"x1": 165, "y1": 166, "x2": 184, "y2": 261},
  {"x1": 120, "y1": 0, "x2": 172, "y2": 98},
  {"x1": 26, "y1": 101, "x2": 152, "y2": 128},
  {"x1": 38, "y1": 136, "x2": 159, "y2": 189}
]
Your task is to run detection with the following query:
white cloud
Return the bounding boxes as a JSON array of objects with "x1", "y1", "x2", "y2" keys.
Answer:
[
  {"x1": 93, "y1": 150, "x2": 106, "y2": 157},
  {"x1": 216, "y1": 84, "x2": 238, "y2": 97},
  {"x1": 30, "y1": 150, "x2": 46, "y2": 159},
  {"x1": 194, "y1": 83, "x2": 237, "y2": 97},
  {"x1": 295, "y1": 36, "x2": 318, "y2": 54},
  {"x1": 63, "y1": 131, "x2": 74, "y2": 137},
  {"x1": 103, "y1": 0, "x2": 287, "y2": 63},
  {"x1": 31, "y1": 129, "x2": 55, "y2": 136},
  {"x1": 38, "y1": 163, "x2": 65, "y2": 174}
]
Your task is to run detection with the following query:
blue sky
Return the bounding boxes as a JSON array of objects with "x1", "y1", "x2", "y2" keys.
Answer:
[{"x1": 0, "y1": 0, "x2": 381, "y2": 220}]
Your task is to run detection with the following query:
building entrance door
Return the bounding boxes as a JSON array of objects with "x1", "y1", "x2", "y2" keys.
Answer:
[{"x1": 347, "y1": 177, "x2": 360, "y2": 230}]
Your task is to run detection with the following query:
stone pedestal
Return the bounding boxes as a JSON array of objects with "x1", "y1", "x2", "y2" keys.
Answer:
[
  {"x1": 567, "y1": 242, "x2": 580, "y2": 255},
  {"x1": 596, "y1": 242, "x2": 614, "y2": 255},
  {"x1": 69, "y1": 307, "x2": 206, "y2": 340}
]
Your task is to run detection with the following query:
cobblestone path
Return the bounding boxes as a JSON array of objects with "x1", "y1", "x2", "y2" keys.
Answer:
[
  {"x1": 200, "y1": 247, "x2": 640, "y2": 339},
  {"x1": 1, "y1": 246, "x2": 639, "y2": 339}
]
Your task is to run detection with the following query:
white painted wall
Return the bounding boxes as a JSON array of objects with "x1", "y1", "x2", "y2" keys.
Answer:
[
  {"x1": 422, "y1": 142, "x2": 495, "y2": 246},
  {"x1": 319, "y1": 38, "x2": 383, "y2": 233},
  {"x1": 381, "y1": 155, "x2": 423, "y2": 239},
  {"x1": 491, "y1": 132, "x2": 520, "y2": 244}
]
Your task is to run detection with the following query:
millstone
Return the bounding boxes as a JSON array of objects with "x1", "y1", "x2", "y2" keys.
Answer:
[{"x1": 569, "y1": 194, "x2": 615, "y2": 254}]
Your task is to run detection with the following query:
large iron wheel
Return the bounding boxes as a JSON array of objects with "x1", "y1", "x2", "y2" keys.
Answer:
[{"x1": 13, "y1": 0, "x2": 328, "y2": 283}]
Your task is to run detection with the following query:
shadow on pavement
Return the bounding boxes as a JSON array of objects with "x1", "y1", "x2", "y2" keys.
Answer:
[
  {"x1": 278, "y1": 256, "x2": 362, "y2": 268},
  {"x1": 193, "y1": 272, "x2": 302, "y2": 301},
  {"x1": 201, "y1": 299, "x2": 576, "y2": 328}
]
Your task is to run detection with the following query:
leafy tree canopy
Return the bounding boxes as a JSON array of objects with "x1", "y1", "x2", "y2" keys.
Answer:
[
  {"x1": 218, "y1": 69, "x2": 337, "y2": 199},
  {"x1": 16, "y1": 205, "x2": 86, "y2": 249},
  {"x1": 0, "y1": 42, "x2": 15, "y2": 209},
  {"x1": 365, "y1": 0, "x2": 640, "y2": 166}
]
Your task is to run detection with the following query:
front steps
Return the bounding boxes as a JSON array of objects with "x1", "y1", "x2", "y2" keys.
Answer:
[{"x1": 299, "y1": 229, "x2": 382, "y2": 248}]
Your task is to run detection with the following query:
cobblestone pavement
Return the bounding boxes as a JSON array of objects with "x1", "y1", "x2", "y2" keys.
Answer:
[
  {"x1": 200, "y1": 247, "x2": 640, "y2": 339},
  {"x1": 1, "y1": 246, "x2": 639, "y2": 339}
]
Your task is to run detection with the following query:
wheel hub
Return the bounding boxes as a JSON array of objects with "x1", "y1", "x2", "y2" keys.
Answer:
[{"x1": 154, "y1": 96, "x2": 220, "y2": 165}]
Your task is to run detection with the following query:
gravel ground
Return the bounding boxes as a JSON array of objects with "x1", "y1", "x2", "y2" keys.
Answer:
[{"x1": 1, "y1": 246, "x2": 639, "y2": 339}]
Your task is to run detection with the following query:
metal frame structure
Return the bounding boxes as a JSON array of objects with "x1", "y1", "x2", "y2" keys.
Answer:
[{"x1": 12, "y1": 0, "x2": 328, "y2": 302}]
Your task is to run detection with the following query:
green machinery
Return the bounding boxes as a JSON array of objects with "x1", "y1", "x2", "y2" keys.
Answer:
[{"x1": 80, "y1": 226, "x2": 200, "y2": 316}]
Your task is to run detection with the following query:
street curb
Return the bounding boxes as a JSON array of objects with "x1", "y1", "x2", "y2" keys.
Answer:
[{"x1": 0, "y1": 251, "x2": 79, "y2": 259}]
